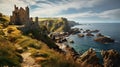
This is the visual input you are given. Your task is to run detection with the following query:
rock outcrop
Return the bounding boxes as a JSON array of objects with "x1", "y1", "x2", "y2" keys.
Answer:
[
  {"x1": 65, "y1": 45, "x2": 79, "y2": 60},
  {"x1": 68, "y1": 21, "x2": 80, "y2": 27},
  {"x1": 77, "y1": 48, "x2": 102, "y2": 67},
  {"x1": 86, "y1": 33, "x2": 94, "y2": 36},
  {"x1": 96, "y1": 33, "x2": 104, "y2": 37},
  {"x1": 94, "y1": 36, "x2": 114, "y2": 44},
  {"x1": 101, "y1": 50, "x2": 120, "y2": 67},
  {"x1": 78, "y1": 34, "x2": 84, "y2": 37},
  {"x1": 69, "y1": 28, "x2": 80, "y2": 34}
]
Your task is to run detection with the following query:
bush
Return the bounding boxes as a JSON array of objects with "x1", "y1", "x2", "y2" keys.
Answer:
[
  {"x1": 41, "y1": 57, "x2": 77, "y2": 67},
  {"x1": 0, "y1": 43, "x2": 22, "y2": 66},
  {"x1": 29, "y1": 43, "x2": 41, "y2": 49},
  {"x1": 32, "y1": 52, "x2": 49, "y2": 58},
  {"x1": 0, "y1": 30, "x2": 5, "y2": 35}
]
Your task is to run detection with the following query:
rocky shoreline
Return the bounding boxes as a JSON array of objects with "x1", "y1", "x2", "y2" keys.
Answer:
[{"x1": 48, "y1": 27, "x2": 120, "y2": 67}]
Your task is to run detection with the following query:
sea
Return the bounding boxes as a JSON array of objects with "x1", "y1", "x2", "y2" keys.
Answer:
[
  {"x1": 68, "y1": 23, "x2": 120, "y2": 64},
  {"x1": 67, "y1": 23, "x2": 120, "y2": 62}
]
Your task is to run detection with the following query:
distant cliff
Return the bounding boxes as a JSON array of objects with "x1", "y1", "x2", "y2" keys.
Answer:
[
  {"x1": 38, "y1": 17, "x2": 78, "y2": 32},
  {"x1": 68, "y1": 21, "x2": 80, "y2": 27}
]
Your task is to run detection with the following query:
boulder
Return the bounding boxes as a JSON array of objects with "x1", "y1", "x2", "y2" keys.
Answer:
[
  {"x1": 80, "y1": 28, "x2": 83, "y2": 30},
  {"x1": 86, "y1": 29, "x2": 90, "y2": 33},
  {"x1": 78, "y1": 34, "x2": 84, "y2": 37},
  {"x1": 96, "y1": 33, "x2": 104, "y2": 37},
  {"x1": 69, "y1": 40, "x2": 74, "y2": 43},
  {"x1": 86, "y1": 33, "x2": 94, "y2": 36},
  {"x1": 94, "y1": 36, "x2": 114, "y2": 44},
  {"x1": 69, "y1": 28, "x2": 80, "y2": 34},
  {"x1": 90, "y1": 30, "x2": 99, "y2": 33},
  {"x1": 101, "y1": 49, "x2": 120, "y2": 67}
]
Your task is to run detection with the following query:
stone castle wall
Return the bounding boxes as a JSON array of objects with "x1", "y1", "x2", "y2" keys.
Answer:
[
  {"x1": 10, "y1": 5, "x2": 29, "y2": 25},
  {"x1": 10, "y1": 5, "x2": 40, "y2": 32}
]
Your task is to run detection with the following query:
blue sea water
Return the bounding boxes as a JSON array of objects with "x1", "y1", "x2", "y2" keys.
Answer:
[{"x1": 68, "y1": 23, "x2": 120, "y2": 54}]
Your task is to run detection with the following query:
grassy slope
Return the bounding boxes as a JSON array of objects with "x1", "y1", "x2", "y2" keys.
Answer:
[
  {"x1": 38, "y1": 17, "x2": 70, "y2": 32},
  {"x1": 0, "y1": 13, "x2": 10, "y2": 22},
  {"x1": 0, "y1": 17, "x2": 78, "y2": 67},
  {"x1": 0, "y1": 13, "x2": 79, "y2": 67}
]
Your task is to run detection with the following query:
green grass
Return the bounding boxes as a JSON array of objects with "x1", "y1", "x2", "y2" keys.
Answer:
[
  {"x1": 38, "y1": 17, "x2": 70, "y2": 32},
  {"x1": 0, "y1": 14, "x2": 78, "y2": 67},
  {"x1": 0, "y1": 35, "x2": 22, "y2": 67}
]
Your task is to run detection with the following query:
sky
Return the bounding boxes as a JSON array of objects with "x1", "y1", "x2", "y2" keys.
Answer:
[{"x1": 0, "y1": 0, "x2": 120, "y2": 23}]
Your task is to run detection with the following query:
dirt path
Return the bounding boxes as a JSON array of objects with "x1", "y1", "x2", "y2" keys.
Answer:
[{"x1": 21, "y1": 52, "x2": 41, "y2": 67}]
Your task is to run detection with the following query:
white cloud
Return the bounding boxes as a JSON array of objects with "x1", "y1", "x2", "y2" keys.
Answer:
[
  {"x1": 30, "y1": 0, "x2": 104, "y2": 16},
  {"x1": 57, "y1": 8, "x2": 120, "y2": 20},
  {"x1": 98, "y1": 8, "x2": 120, "y2": 19},
  {"x1": 0, "y1": 0, "x2": 119, "y2": 21},
  {"x1": 55, "y1": 11, "x2": 96, "y2": 19},
  {"x1": 0, "y1": 0, "x2": 29, "y2": 15},
  {"x1": 0, "y1": 0, "x2": 104, "y2": 16}
]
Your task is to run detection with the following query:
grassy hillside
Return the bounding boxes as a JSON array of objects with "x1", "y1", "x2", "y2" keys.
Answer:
[
  {"x1": 0, "y1": 16, "x2": 78, "y2": 67},
  {"x1": 38, "y1": 17, "x2": 70, "y2": 32},
  {"x1": 0, "y1": 12, "x2": 10, "y2": 28}
]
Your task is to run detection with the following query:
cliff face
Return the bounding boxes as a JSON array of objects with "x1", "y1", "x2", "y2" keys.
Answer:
[
  {"x1": 76, "y1": 48, "x2": 120, "y2": 67},
  {"x1": 68, "y1": 21, "x2": 80, "y2": 27},
  {"x1": 101, "y1": 50, "x2": 120, "y2": 67},
  {"x1": 39, "y1": 17, "x2": 70, "y2": 32},
  {"x1": 77, "y1": 48, "x2": 102, "y2": 67}
]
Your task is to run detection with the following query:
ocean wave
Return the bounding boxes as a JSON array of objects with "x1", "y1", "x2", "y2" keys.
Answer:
[{"x1": 90, "y1": 47, "x2": 101, "y2": 52}]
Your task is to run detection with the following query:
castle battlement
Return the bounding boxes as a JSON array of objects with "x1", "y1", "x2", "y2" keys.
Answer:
[{"x1": 10, "y1": 5, "x2": 29, "y2": 25}]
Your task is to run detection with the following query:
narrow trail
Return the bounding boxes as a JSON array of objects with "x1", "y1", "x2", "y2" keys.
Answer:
[{"x1": 21, "y1": 52, "x2": 41, "y2": 67}]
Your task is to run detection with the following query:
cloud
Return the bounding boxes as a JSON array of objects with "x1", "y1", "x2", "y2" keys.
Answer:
[
  {"x1": 58, "y1": 8, "x2": 120, "y2": 21},
  {"x1": 98, "y1": 8, "x2": 120, "y2": 19},
  {"x1": 0, "y1": 0, "x2": 104, "y2": 16},
  {"x1": 0, "y1": 0, "x2": 119, "y2": 22},
  {"x1": 0, "y1": 0, "x2": 29, "y2": 15},
  {"x1": 30, "y1": 0, "x2": 104, "y2": 16},
  {"x1": 55, "y1": 11, "x2": 96, "y2": 19}
]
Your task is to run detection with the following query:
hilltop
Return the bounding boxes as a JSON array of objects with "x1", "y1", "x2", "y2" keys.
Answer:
[
  {"x1": 32, "y1": 17, "x2": 79, "y2": 32},
  {"x1": 38, "y1": 17, "x2": 70, "y2": 32},
  {"x1": 0, "y1": 12, "x2": 9, "y2": 27}
]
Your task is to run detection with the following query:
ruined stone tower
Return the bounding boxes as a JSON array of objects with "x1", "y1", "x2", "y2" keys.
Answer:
[{"x1": 10, "y1": 5, "x2": 29, "y2": 25}]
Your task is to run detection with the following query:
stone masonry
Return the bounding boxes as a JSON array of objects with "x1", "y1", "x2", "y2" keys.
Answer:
[{"x1": 10, "y1": 5, "x2": 29, "y2": 25}]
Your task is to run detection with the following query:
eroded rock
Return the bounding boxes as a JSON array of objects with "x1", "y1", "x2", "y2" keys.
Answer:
[
  {"x1": 101, "y1": 49, "x2": 120, "y2": 67},
  {"x1": 77, "y1": 48, "x2": 102, "y2": 67},
  {"x1": 94, "y1": 36, "x2": 114, "y2": 44},
  {"x1": 96, "y1": 33, "x2": 104, "y2": 37},
  {"x1": 86, "y1": 33, "x2": 94, "y2": 36},
  {"x1": 78, "y1": 34, "x2": 84, "y2": 37}
]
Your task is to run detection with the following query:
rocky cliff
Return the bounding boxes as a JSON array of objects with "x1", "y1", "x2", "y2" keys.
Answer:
[
  {"x1": 101, "y1": 49, "x2": 120, "y2": 67},
  {"x1": 38, "y1": 17, "x2": 73, "y2": 32},
  {"x1": 77, "y1": 48, "x2": 102, "y2": 67},
  {"x1": 68, "y1": 21, "x2": 80, "y2": 27}
]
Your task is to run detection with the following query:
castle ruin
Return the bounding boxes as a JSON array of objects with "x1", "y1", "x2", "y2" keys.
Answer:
[
  {"x1": 10, "y1": 5, "x2": 30, "y2": 25},
  {"x1": 10, "y1": 5, "x2": 40, "y2": 32}
]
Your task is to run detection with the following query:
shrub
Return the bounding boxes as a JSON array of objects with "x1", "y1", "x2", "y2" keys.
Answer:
[
  {"x1": 29, "y1": 43, "x2": 41, "y2": 49},
  {"x1": 32, "y1": 52, "x2": 49, "y2": 58},
  {"x1": 0, "y1": 38, "x2": 22, "y2": 67},
  {"x1": 0, "y1": 30, "x2": 5, "y2": 35}
]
